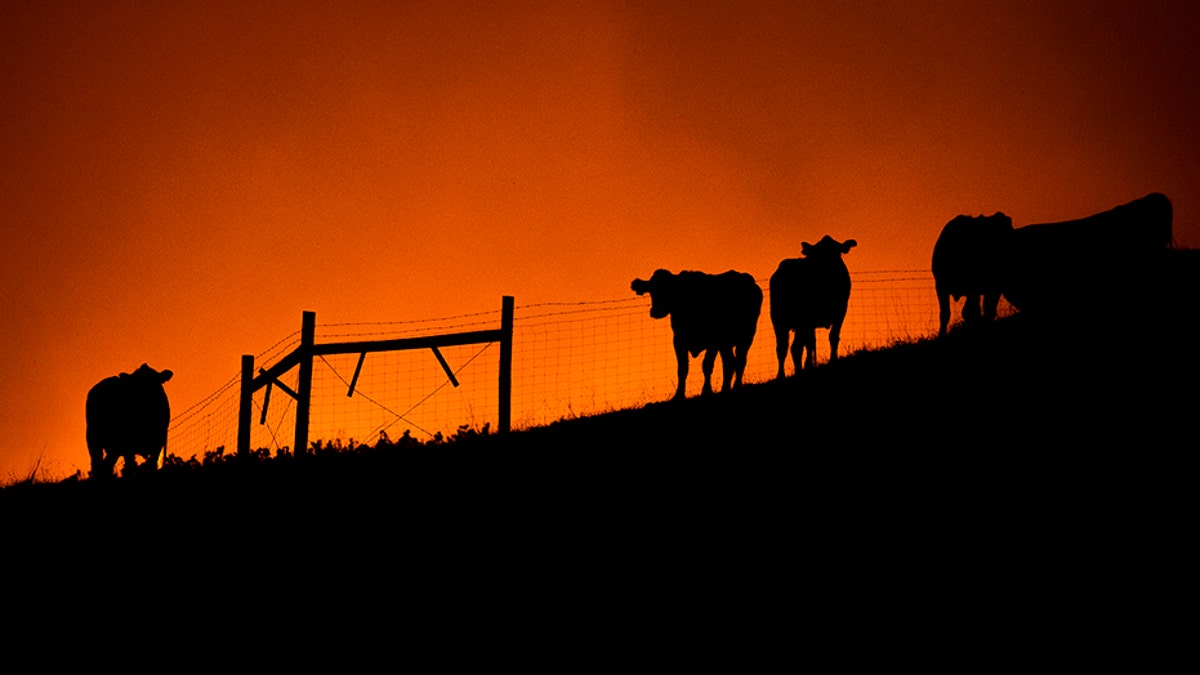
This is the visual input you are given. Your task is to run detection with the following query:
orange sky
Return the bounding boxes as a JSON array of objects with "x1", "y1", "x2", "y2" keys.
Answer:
[{"x1": 3, "y1": 0, "x2": 1199, "y2": 481}]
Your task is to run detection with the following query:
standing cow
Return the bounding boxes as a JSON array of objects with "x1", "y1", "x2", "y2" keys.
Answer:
[
  {"x1": 932, "y1": 212, "x2": 1015, "y2": 336},
  {"x1": 86, "y1": 363, "x2": 173, "y2": 479},
  {"x1": 631, "y1": 269, "x2": 763, "y2": 401},
  {"x1": 769, "y1": 235, "x2": 857, "y2": 378},
  {"x1": 1003, "y1": 192, "x2": 1173, "y2": 316}
]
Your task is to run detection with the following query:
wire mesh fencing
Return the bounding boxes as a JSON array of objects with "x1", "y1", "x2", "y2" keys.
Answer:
[{"x1": 167, "y1": 270, "x2": 955, "y2": 461}]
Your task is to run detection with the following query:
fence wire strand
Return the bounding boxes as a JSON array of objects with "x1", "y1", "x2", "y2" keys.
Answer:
[{"x1": 168, "y1": 270, "x2": 943, "y2": 460}]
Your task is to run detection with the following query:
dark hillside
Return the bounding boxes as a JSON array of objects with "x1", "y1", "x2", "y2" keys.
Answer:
[{"x1": 6, "y1": 252, "x2": 1199, "y2": 673}]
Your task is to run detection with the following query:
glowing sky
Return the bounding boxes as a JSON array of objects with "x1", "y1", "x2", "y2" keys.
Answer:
[{"x1": 3, "y1": 0, "x2": 1198, "y2": 480}]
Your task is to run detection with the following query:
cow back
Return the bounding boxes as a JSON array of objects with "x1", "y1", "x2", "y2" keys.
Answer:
[
  {"x1": 669, "y1": 271, "x2": 762, "y2": 353},
  {"x1": 932, "y1": 214, "x2": 1014, "y2": 297},
  {"x1": 1005, "y1": 193, "x2": 1173, "y2": 314},
  {"x1": 86, "y1": 373, "x2": 171, "y2": 455},
  {"x1": 769, "y1": 256, "x2": 851, "y2": 330}
]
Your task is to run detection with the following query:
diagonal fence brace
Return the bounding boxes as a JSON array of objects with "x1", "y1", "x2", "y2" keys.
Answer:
[
  {"x1": 347, "y1": 352, "x2": 366, "y2": 397},
  {"x1": 345, "y1": 347, "x2": 457, "y2": 398},
  {"x1": 260, "y1": 380, "x2": 272, "y2": 425},
  {"x1": 258, "y1": 367, "x2": 300, "y2": 425},
  {"x1": 238, "y1": 296, "x2": 511, "y2": 457},
  {"x1": 431, "y1": 346, "x2": 460, "y2": 387}
]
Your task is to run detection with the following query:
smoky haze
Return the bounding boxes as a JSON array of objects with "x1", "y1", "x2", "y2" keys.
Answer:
[{"x1": 2, "y1": 0, "x2": 1198, "y2": 480}]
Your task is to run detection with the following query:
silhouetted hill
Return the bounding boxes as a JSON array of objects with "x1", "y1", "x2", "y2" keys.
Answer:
[{"x1": 6, "y1": 255, "x2": 1200, "y2": 673}]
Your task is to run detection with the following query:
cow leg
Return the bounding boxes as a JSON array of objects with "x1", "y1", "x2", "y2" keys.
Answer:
[
  {"x1": 734, "y1": 341, "x2": 744, "y2": 384},
  {"x1": 802, "y1": 329, "x2": 818, "y2": 370},
  {"x1": 101, "y1": 452, "x2": 119, "y2": 479},
  {"x1": 91, "y1": 453, "x2": 117, "y2": 480},
  {"x1": 86, "y1": 429, "x2": 113, "y2": 479},
  {"x1": 790, "y1": 333, "x2": 806, "y2": 373},
  {"x1": 673, "y1": 345, "x2": 689, "y2": 401},
  {"x1": 829, "y1": 320, "x2": 843, "y2": 362},
  {"x1": 937, "y1": 289, "x2": 951, "y2": 337},
  {"x1": 774, "y1": 327, "x2": 790, "y2": 380},
  {"x1": 718, "y1": 346, "x2": 735, "y2": 392},
  {"x1": 732, "y1": 343, "x2": 748, "y2": 388},
  {"x1": 983, "y1": 290, "x2": 1001, "y2": 323},
  {"x1": 963, "y1": 294, "x2": 982, "y2": 324},
  {"x1": 88, "y1": 444, "x2": 110, "y2": 480},
  {"x1": 701, "y1": 349, "x2": 717, "y2": 396},
  {"x1": 118, "y1": 454, "x2": 137, "y2": 478}
]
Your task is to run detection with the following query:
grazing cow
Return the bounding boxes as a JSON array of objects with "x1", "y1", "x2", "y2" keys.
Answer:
[
  {"x1": 931, "y1": 213, "x2": 1015, "y2": 336},
  {"x1": 631, "y1": 269, "x2": 763, "y2": 401},
  {"x1": 1004, "y1": 192, "x2": 1173, "y2": 316},
  {"x1": 86, "y1": 363, "x2": 173, "y2": 479},
  {"x1": 769, "y1": 235, "x2": 857, "y2": 378}
]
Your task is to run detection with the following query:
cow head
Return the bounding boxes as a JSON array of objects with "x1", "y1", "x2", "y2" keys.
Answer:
[
  {"x1": 131, "y1": 363, "x2": 173, "y2": 384},
  {"x1": 801, "y1": 235, "x2": 857, "y2": 259},
  {"x1": 631, "y1": 269, "x2": 676, "y2": 319}
]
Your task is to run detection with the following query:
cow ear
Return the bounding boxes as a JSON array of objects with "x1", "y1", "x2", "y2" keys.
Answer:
[
  {"x1": 801, "y1": 242, "x2": 814, "y2": 255},
  {"x1": 160, "y1": 370, "x2": 174, "y2": 383},
  {"x1": 631, "y1": 278, "x2": 649, "y2": 295},
  {"x1": 842, "y1": 239, "x2": 857, "y2": 253}
]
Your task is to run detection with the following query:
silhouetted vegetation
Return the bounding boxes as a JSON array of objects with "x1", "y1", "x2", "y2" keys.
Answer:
[{"x1": 6, "y1": 250, "x2": 1199, "y2": 674}]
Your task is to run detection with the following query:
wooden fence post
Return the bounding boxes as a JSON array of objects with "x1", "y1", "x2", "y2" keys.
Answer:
[
  {"x1": 294, "y1": 311, "x2": 316, "y2": 456},
  {"x1": 237, "y1": 354, "x2": 254, "y2": 457},
  {"x1": 499, "y1": 295, "x2": 514, "y2": 434},
  {"x1": 239, "y1": 303, "x2": 505, "y2": 455}
]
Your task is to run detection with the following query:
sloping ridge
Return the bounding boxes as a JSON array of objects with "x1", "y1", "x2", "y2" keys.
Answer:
[{"x1": 7, "y1": 249, "x2": 1200, "y2": 673}]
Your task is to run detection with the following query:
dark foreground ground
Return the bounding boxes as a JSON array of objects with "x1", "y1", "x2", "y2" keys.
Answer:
[{"x1": 6, "y1": 269, "x2": 1200, "y2": 673}]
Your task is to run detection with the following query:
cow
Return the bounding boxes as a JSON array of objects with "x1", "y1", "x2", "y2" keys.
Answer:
[
  {"x1": 769, "y1": 235, "x2": 857, "y2": 378},
  {"x1": 1003, "y1": 192, "x2": 1173, "y2": 316},
  {"x1": 932, "y1": 213, "x2": 1015, "y2": 336},
  {"x1": 631, "y1": 269, "x2": 763, "y2": 401},
  {"x1": 86, "y1": 363, "x2": 173, "y2": 479}
]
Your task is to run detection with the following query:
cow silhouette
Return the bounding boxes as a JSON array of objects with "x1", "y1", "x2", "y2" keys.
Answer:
[
  {"x1": 769, "y1": 235, "x2": 857, "y2": 378},
  {"x1": 631, "y1": 269, "x2": 763, "y2": 401},
  {"x1": 86, "y1": 363, "x2": 173, "y2": 479},
  {"x1": 1004, "y1": 192, "x2": 1173, "y2": 316},
  {"x1": 932, "y1": 213, "x2": 1015, "y2": 336}
]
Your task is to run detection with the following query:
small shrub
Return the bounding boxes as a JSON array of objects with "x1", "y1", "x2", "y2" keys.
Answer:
[{"x1": 375, "y1": 429, "x2": 421, "y2": 451}]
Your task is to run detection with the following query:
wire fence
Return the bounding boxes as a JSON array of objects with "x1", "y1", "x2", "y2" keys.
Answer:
[{"x1": 167, "y1": 270, "x2": 997, "y2": 461}]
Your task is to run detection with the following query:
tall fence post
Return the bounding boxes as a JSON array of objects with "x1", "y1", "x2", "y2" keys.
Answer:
[
  {"x1": 499, "y1": 295, "x2": 514, "y2": 434},
  {"x1": 294, "y1": 310, "x2": 316, "y2": 456},
  {"x1": 237, "y1": 354, "x2": 254, "y2": 457}
]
